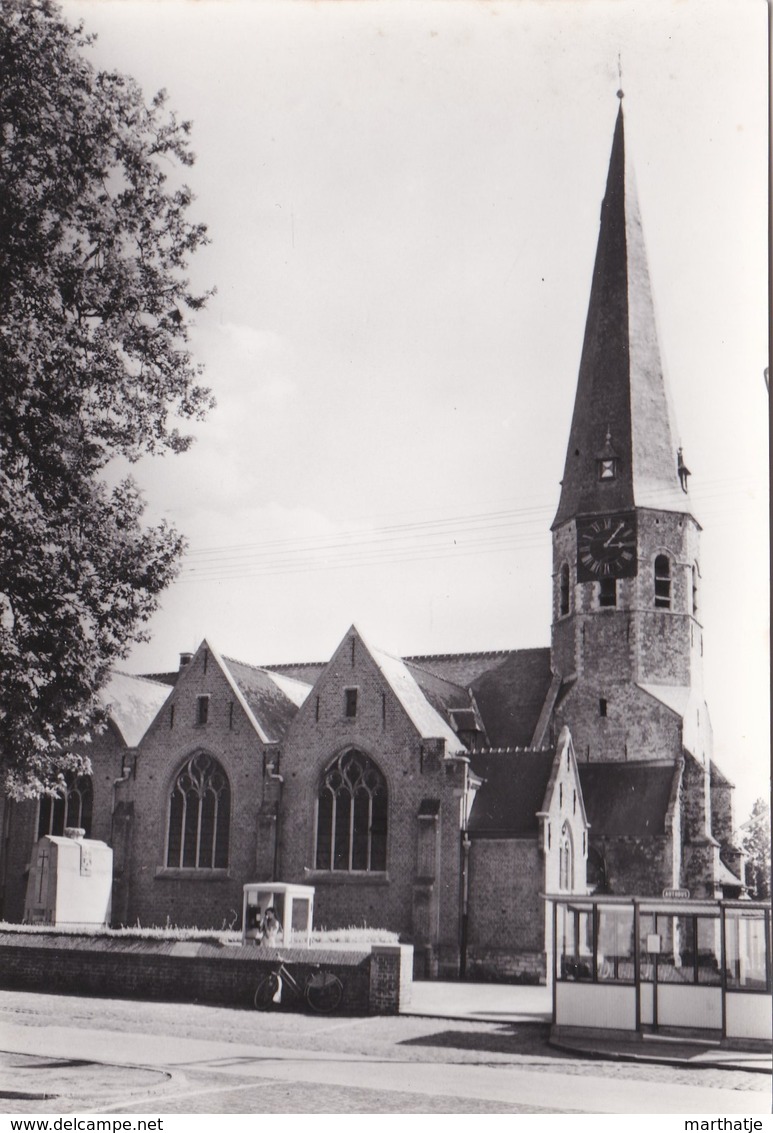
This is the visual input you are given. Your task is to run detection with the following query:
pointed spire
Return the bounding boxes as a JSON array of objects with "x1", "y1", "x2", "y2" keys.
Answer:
[{"x1": 553, "y1": 101, "x2": 688, "y2": 528}]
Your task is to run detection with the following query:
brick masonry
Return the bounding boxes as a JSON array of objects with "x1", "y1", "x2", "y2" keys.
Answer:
[
  {"x1": 269, "y1": 628, "x2": 470, "y2": 980},
  {"x1": 0, "y1": 932, "x2": 413, "y2": 1015}
]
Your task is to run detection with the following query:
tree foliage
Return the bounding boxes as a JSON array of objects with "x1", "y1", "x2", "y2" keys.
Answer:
[
  {"x1": 0, "y1": 0, "x2": 213, "y2": 795},
  {"x1": 740, "y1": 798, "x2": 771, "y2": 900}
]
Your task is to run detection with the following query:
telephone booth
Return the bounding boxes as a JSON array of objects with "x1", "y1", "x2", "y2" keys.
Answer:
[{"x1": 242, "y1": 883, "x2": 315, "y2": 947}]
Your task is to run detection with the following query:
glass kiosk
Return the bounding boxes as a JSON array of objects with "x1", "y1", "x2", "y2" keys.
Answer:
[{"x1": 242, "y1": 883, "x2": 315, "y2": 947}]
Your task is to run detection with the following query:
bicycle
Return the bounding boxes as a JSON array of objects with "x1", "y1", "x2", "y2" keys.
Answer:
[{"x1": 253, "y1": 957, "x2": 344, "y2": 1014}]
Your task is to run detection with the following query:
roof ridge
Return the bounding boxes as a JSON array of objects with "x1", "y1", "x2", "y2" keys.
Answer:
[
  {"x1": 402, "y1": 657, "x2": 468, "y2": 692},
  {"x1": 222, "y1": 654, "x2": 322, "y2": 676},
  {"x1": 405, "y1": 647, "x2": 548, "y2": 663},
  {"x1": 113, "y1": 670, "x2": 176, "y2": 688},
  {"x1": 475, "y1": 745, "x2": 554, "y2": 755}
]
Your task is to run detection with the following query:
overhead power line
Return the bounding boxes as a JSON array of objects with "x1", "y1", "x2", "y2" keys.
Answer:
[{"x1": 175, "y1": 476, "x2": 760, "y2": 585}]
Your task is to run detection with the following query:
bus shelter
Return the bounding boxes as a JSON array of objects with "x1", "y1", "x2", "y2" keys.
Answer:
[{"x1": 549, "y1": 894, "x2": 771, "y2": 1046}]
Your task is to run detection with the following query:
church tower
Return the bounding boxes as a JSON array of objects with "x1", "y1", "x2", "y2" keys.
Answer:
[{"x1": 548, "y1": 99, "x2": 733, "y2": 897}]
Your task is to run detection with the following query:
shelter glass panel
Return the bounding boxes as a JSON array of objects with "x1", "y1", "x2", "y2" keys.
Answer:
[
  {"x1": 725, "y1": 910, "x2": 771, "y2": 992},
  {"x1": 597, "y1": 906, "x2": 635, "y2": 982},
  {"x1": 558, "y1": 904, "x2": 593, "y2": 981}
]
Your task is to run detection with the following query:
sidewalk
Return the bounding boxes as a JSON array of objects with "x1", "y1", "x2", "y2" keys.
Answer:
[
  {"x1": 550, "y1": 1032, "x2": 772, "y2": 1076},
  {"x1": 402, "y1": 982, "x2": 772, "y2": 1076},
  {"x1": 403, "y1": 980, "x2": 552, "y2": 1024}
]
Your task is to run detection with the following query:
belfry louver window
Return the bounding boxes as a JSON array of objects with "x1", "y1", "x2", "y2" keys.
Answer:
[
  {"x1": 559, "y1": 563, "x2": 571, "y2": 616},
  {"x1": 654, "y1": 555, "x2": 671, "y2": 609},
  {"x1": 598, "y1": 578, "x2": 617, "y2": 607}
]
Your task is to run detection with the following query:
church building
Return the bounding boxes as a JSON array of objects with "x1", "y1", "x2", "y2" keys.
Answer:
[{"x1": 0, "y1": 102, "x2": 745, "y2": 980}]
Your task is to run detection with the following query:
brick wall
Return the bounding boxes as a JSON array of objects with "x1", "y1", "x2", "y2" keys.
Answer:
[
  {"x1": 466, "y1": 839, "x2": 544, "y2": 979},
  {"x1": 0, "y1": 932, "x2": 413, "y2": 1016}
]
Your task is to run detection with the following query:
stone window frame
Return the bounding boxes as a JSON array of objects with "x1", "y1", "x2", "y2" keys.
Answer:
[
  {"x1": 558, "y1": 820, "x2": 574, "y2": 892},
  {"x1": 164, "y1": 750, "x2": 231, "y2": 870},
  {"x1": 313, "y1": 747, "x2": 388, "y2": 874}
]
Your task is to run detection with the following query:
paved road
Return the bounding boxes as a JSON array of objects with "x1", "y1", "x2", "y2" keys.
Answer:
[{"x1": 0, "y1": 990, "x2": 769, "y2": 1114}]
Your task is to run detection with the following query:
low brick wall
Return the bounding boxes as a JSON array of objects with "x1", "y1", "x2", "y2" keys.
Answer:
[
  {"x1": 465, "y1": 947, "x2": 545, "y2": 984},
  {"x1": 0, "y1": 932, "x2": 413, "y2": 1015}
]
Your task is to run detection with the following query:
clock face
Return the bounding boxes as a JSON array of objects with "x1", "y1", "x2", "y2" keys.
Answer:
[{"x1": 576, "y1": 513, "x2": 637, "y2": 581}]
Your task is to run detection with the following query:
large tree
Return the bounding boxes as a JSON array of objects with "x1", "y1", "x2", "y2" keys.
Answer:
[
  {"x1": 0, "y1": 0, "x2": 213, "y2": 794},
  {"x1": 740, "y1": 798, "x2": 771, "y2": 900}
]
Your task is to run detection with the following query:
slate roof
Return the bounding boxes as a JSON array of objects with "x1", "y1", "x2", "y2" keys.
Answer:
[
  {"x1": 468, "y1": 649, "x2": 553, "y2": 749},
  {"x1": 578, "y1": 763, "x2": 677, "y2": 837},
  {"x1": 139, "y1": 639, "x2": 553, "y2": 752},
  {"x1": 553, "y1": 101, "x2": 688, "y2": 529},
  {"x1": 363, "y1": 635, "x2": 467, "y2": 756},
  {"x1": 99, "y1": 671, "x2": 172, "y2": 747},
  {"x1": 221, "y1": 656, "x2": 312, "y2": 744},
  {"x1": 467, "y1": 749, "x2": 555, "y2": 837}
]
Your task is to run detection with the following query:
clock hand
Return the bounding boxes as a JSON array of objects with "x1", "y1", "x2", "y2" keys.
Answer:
[{"x1": 603, "y1": 523, "x2": 624, "y2": 547}]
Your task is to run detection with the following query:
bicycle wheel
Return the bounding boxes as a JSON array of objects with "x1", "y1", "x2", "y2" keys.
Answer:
[
  {"x1": 253, "y1": 972, "x2": 281, "y2": 1009},
  {"x1": 304, "y1": 970, "x2": 343, "y2": 1013}
]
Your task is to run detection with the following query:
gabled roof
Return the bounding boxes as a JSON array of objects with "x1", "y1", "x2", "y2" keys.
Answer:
[
  {"x1": 467, "y1": 749, "x2": 555, "y2": 837},
  {"x1": 222, "y1": 656, "x2": 312, "y2": 744},
  {"x1": 136, "y1": 636, "x2": 553, "y2": 754},
  {"x1": 357, "y1": 629, "x2": 467, "y2": 755},
  {"x1": 579, "y1": 762, "x2": 677, "y2": 837},
  {"x1": 99, "y1": 671, "x2": 172, "y2": 747},
  {"x1": 553, "y1": 101, "x2": 689, "y2": 528}
]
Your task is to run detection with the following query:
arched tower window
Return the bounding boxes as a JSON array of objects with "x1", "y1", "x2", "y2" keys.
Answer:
[
  {"x1": 692, "y1": 563, "x2": 699, "y2": 616},
  {"x1": 166, "y1": 752, "x2": 230, "y2": 869},
  {"x1": 559, "y1": 822, "x2": 574, "y2": 891},
  {"x1": 654, "y1": 554, "x2": 671, "y2": 609},
  {"x1": 559, "y1": 563, "x2": 570, "y2": 617},
  {"x1": 315, "y1": 749, "x2": 387, "y2": 872},
  {"x1": 38, "y1": 773, "x2": 93, "y2": 839}
]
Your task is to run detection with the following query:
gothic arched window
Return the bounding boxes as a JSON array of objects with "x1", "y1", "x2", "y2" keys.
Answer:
[
  {"x1": 166, "y1": 752, "x2": 230, "y2": 869},
  {"x1": 654, "y1": 554, "x2": 671, "y2": 609},
  {"x1": 691, "y1": 563, "x2": 699, "y2": 616},
  {"x1": 315, "y1": 749, "x2": 387, "y2": 872},
  {"x1": 38, "y1": 773, "x2": 93, "y2": 839},
  {"x1": 559, "y1": 563, "x2": 571, "y2": 616},
  {"x1": 559, "y1": 822, "x2": 574, "y2": 891}
]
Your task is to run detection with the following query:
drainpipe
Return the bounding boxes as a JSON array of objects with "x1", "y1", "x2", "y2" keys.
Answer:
[{"x1": 459, "y1": 833, "x2": 471, "y2": 979}]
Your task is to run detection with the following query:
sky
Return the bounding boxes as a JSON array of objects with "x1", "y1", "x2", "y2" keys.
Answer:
[{"x1": 65, "y1": 0, "x2": 769, "y2": 821}]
